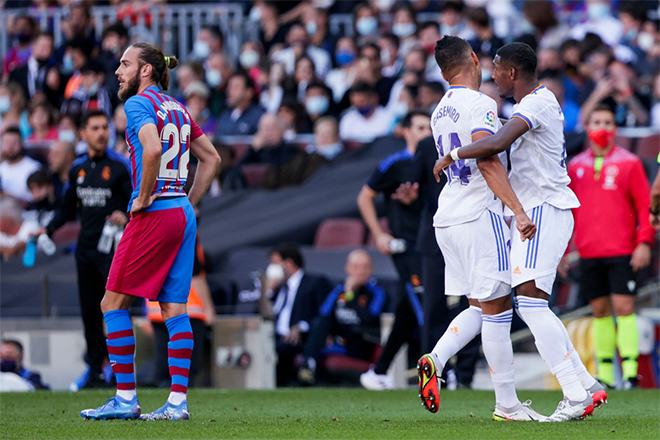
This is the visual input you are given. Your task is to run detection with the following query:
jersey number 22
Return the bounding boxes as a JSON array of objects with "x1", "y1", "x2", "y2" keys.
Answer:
[{"x1": 159, "y1": 122, "x2": 190, "y2": 181}]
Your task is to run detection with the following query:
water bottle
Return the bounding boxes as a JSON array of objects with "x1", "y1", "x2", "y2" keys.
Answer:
[
  {"x1": 97, "y1": 221, "x2": 117, "y2": 254},
  {"x1": 22, "y1": 236, "x2": 38, "y2": 267},
  {"x1": 389, "y1": 238, "x2": 407, "y2": 254},
  {"x1": 37, "y1": 234, "x2": 56, "y2": 256},
  {"x1": 113, "y1": 227, "x2": 124, "y2": 252}
]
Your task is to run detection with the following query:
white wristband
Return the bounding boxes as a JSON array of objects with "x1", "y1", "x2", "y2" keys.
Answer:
[{"x1": 450, "y1": 148, "x2": 461, "y2": 161}]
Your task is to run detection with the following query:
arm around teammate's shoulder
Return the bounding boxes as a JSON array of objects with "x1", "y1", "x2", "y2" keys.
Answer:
[
  {"x1": 188, "y1": 133, "x2": 221, "y2": 207},
  {"x1": 458, "y1": 117, "x2": 529, "y2": 160}
]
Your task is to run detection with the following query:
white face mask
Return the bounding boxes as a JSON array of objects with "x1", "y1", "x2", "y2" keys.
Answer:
[
  {"x1": 193, "y1": 40, "x2": 211, "y2": 59},
  {"x1": 637, "y1": 32, "x2": 654, "y2": 52},
  {"x1": 249, "y1": 7, "x2": 262, "y2": 23},
  {"x1": 239, "y1": 50, "x2": 260, "y2": 69},
  {"x1": 587, "y1": 2, "x2": 610, "y2": 21},
  {"x1": 305, "y1": 95, "x2": 329, "y2": 115},
  {"x1": 392, "y1": 23, "x2": 416, "y2": 38},
  {"x1": 315, "y1": 142, "x2": 344, "y2": 160},
  {"x1": 58, "y1": 129, "x2": 76, "y2": 143},
  {"x1": 86, "y1": 82, "x2": 100, "y2": 96},
  {"x1": 305, "y1": 21, "x2": 318, "y2": 36},
  {"x1": 393, "y1": 102, "x2": 408, "y2": 117},
  {"x1": 376, "y1": 0, "x2": 395, "y2": 11},
  {"x1": 356, "y1": 17, "x2": 378, "y2": 36},
  {"x1": 380, "y1": 48, "x2": 392, "y2": 65},
  {"x1": 0, "y1": 96, "x2": 10, "y2": 114},
  {"x1": 62, "y1": 54, "x2": 74, "y2": 74},
  {"x1": 205, "y1": 69, "x2": 222, "y2": 88}
]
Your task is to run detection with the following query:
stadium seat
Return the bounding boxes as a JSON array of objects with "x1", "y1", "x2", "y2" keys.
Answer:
[
  {"x1": 635, "y1": 133, "x2": 660, "y2": 160},
  {"x1": 366, "y1": 218, "x2": 391, "y2": 247},
  {"x1": 51, "y1": 221, "x2": 81, "y2": 244},
  {"x1": 240, "y1": 164, "x2": 270, "y2": 188},
  {"x1": 313, "y1": 217, "x2": 366, "y2": 248}
]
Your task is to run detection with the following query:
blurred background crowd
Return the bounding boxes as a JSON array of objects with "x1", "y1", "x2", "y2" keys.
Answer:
[{"x1": 0, "y1": 0, "x2": 659, "y2": 391}]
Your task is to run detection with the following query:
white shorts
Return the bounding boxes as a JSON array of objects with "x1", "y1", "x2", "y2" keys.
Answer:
[
  {"x1": 435, "y1": 209, "x2": 511, "y2": 302},
  {"x1": 510, "y1": 203, "x2": 574, "y2": 294}
]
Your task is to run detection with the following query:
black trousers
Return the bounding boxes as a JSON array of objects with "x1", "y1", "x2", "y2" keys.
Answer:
[
  {"x1": 420, "y1": 252, "x2": 480, "y2": 387},
  {"x1": 75, "y1": 245, "x2": 113, "y2": 375},
  {"x1": 152, "y1": 319, "x2": 207, "y2": 388},
  {"x1": 373, "y1": 250, "x2": 422, "y2": 375},
  {"x1": 276, "y1": 335, "x2": 303, "y2": 387}
]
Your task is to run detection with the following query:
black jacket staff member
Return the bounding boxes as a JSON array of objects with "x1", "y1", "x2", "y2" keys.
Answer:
[{"x1": 36, "y1": 110, "x2": 132, "y2": 388}]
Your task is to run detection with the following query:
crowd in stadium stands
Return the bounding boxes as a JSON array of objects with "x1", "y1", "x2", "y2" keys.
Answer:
[{"x1": 0, "y1": 0, "x2": 658, "y2": 388}]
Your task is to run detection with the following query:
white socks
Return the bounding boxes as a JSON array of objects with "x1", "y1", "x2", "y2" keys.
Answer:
[
  {"x1": 168, "y1": 391, "x2": 187, "y2": 405},
  {"x1": 549, "y1": 311, "x2": 598, "y2": 389},
  {"x1": 482, "y1": 309, "x2": 520, "y2": 409},
  {"x1": 516, "y1": 296, "x2": 588, "y2": 402},
  {"x1": 431, "y1": 306, "x2": 483, "y2": 372},
  {"x1": 117, "y1": 389, "x2": 137, "y2": 400}
]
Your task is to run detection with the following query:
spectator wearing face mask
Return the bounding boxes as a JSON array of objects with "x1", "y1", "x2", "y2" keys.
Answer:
[
  {"x1": 206, "y1": 52, "x2": 235, "y2": 117},
  {"x1": 302, "y1": 5, "x2": 335, "y2": 54},
  {"x1": 353, "y1": 3, "x2": 380, "y2": 45},
  {"x1": 307, "y1": 116, "x2": 345, "y2": 160},
  {"x1": 190, "y1": 25, "x2": 224, "y2": 62},
  {"x1": 2, "y1": 15, "x2": 38, "y2": 77},
  {"x1": 325, "y1": 36, "x2": 359, "y2": 103},
  {"x1": 438, "y1": 2, "x2": 475, "y2": 41},
  {"x1": 569, "y1": 0, "x2": 623, "y2": 48},
  {"x1": 339, "y1": 81, "x2": 394, "y2": 143},
  {"x1": 0, "y1": 82, "x2": 30, "y2": 139},
  {"x1": 184, "y1": 81, "x2": 217, "y2": 140},
  {"x1": 417, "y1": 22, "x2": 447, "y2": 86},
  {"x1": 386, "y1": 48, "x2": 427, "y2": 114},
  {"x1": 378, "y1": 33, "x2": 402, "y2": 79},
  {"x1": 391, "y1": 2, "x2": 419, "y2": 55},
  {"x1": 238, "y1": 41, "x2": 266, "y2": 90},
  {"x1": 0, "y1": 339, "x2": 49, "y2": 390},
  {"x1": 304, "y1": 81, "x2": 336, "y2": 125},
  {"x1": 272, "y1": 24, "x2": 332, "y2": 80},
  {"x1": 24, "y1": 169, "x2": 58, "y2": 228},
  {"x1": 60, "y1": 38, "x2": 94, "y2": 101}
]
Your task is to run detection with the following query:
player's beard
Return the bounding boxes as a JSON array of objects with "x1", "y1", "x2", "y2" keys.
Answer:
[{"x1": 118, "y1": 73, "x2": 141, "y2": 101}]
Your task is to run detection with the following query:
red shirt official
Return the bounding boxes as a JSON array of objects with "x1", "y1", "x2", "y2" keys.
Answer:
[{"x1": 568, "y1": 146, "x2": 655, "y2": 259}]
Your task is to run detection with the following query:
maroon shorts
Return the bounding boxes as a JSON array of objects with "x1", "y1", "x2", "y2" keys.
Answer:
[{"x1": 106, "y1": 200, "x2": 196, "y2": 303}]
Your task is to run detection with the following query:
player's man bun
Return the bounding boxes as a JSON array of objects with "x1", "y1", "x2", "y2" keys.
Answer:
[{"x1": 132, "y1": 42, "x2": 178, "y2": 91}]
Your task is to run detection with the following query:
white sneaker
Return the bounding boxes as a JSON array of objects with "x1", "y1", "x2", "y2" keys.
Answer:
[
  {"x1": 493, "y1": 400, "x2": 547, "y2": 421},
  {"x1": 360, "y1": 368, "x2": 393, "y2": 391},
  {"x1": 541, "y1": 396, "x2": 594, "y2": 422}
]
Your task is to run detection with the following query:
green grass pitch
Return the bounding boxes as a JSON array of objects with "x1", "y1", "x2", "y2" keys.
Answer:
[{"x1": 1, "y1": 388, "x2": 658, "y2": 439}]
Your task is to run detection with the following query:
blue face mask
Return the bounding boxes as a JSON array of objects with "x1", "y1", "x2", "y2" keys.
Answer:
[
  {"x1": 335, "y1": 50, "x2": 356, "y2": 66},
  {"x1": 357, "y1": 104, "x2": 374, "y2": 116},
  {"x1": 62, "y1": 54, "x2": 74, "y2": 74}
]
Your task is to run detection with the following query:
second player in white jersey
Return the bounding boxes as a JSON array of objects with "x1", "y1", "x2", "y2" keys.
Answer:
[
  {"x1": 507, "y1": 85, "x2": 580, "y2": 215},
  {"x1": 432, "y1": 86, "x2": 506, "y2": 227}
]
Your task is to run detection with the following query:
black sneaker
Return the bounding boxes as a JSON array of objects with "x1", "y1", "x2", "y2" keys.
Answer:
[{"x1": 82, "y1": 372, "x2": 112, "y2": 389}]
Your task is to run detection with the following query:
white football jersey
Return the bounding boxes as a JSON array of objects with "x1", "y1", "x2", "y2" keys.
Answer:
[
  {"x1": 506, "y1": 85, "x2": 580, "y2": 215},
  {"x1": 432, "y1": 86, "x2": 506, "y2": 227}
]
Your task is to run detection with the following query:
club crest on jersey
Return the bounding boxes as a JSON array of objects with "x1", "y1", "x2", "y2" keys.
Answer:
[
  {"x1": 77, "y1": 169, "x2": 86, "y2": 184},
  {"x1": 102, "y1": 166, "x2": 111, "y2": 181}
]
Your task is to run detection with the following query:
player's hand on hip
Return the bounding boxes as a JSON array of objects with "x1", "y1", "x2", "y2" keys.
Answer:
[
  {"x1": 433, "y1": 155, "x2": 453, "y2": 182},
  {"x1": 515, "y1": 212, "x2": 536, "y2": 242},
  {"x1": 630, "y1": 242, "x2": 651, "y2": 272},
  {"x1": 130, "y1": 193, "x2": 160, "y2": 216},
  {"x1": 376, "y1": 233, "x2": 395, "y2": 255}
]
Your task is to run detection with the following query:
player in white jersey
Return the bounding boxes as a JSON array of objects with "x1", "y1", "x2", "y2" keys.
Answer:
[
  {"x1": 417, "y1": 36, "x2": 544, "y2": 422},
  {"x1": 436, "y1": 42, "x2": 607, "y2": 422}
]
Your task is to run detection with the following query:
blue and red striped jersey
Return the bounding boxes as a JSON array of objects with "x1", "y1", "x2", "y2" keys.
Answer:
[{"x1": 124, "y1": 86, "x2": 203, "y2": 211}]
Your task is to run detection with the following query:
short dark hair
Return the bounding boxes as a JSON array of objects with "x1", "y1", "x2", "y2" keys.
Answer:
[
  {"x1": 201, "y1": 25, "x2": 224, "y2": 44},
  {"x1": 588, "y1": 103, "x2": 616, "y2": 122},
  {"x1": 420, "y1": 81, "x2": 445, "y2": 94},
  {"x1": 419, "y1": 21, "x2": 440, "y2": 34},
  {"x1": 27, "y1": 169, "x2": 52, "y2": 188},
  {"x1": 306, "y1": 80, "x2": 331, "y2": 96},
  {"x1": 379, "y1": 32, "x2": 399, "y2": 49},
  {"x1": 496, "y1": 42, "x2": 537, "y2": 78},
  {"x1": 401, "y1": 110, "x2": 430, "y2": 128},
  {"x1": 230, "y1": 71, "x2": 256, "y2": 93},
  {"x1": 1, "y1": 339, "x2": 23, "y2": 355},
  {"x1": 80, "y1": 110, "x2": 108, "y2": 128},
  {"x1": 434, "y1": 36, "x2": 473, "y2": 76},
  {"x1": 349, "y1": 81, "x2": 377, "y2": 96},
  {"x1": 102, "y1": 22, "x2": 129, "y2": 40},
  {"x1": 466, "y1": 7, "x2": 490, "y2": 29},
  {"x1": 1, "y1": 126, "x2": 22, "y2": 139},
  {"x1": 270, "y1": 243, "x2": 304, "y2": 269}
]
